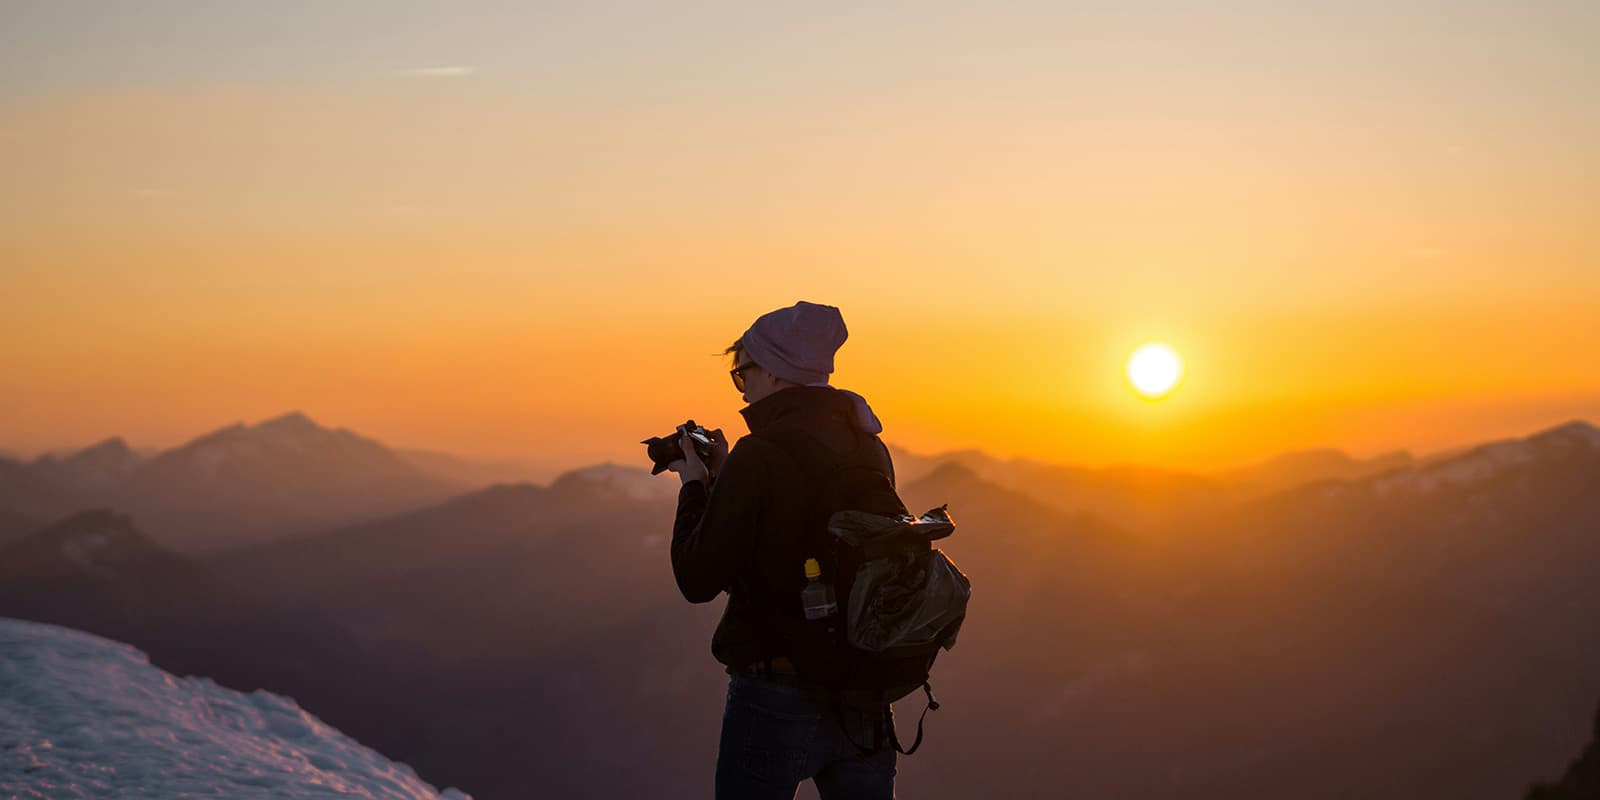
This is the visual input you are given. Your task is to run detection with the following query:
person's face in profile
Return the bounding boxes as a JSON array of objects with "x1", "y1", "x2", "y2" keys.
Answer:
[{"x1": 730, "y1": 355, "x2": 780, "y2": 404}]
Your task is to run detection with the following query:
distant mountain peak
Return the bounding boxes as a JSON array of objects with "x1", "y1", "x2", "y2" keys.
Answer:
[
  {"x1": 27, "y1": 440, "x2": 145, "y2": 492},
  {"x1": 80, "y1": 436, "x2": 131, "y2": 455},
  {"x1": 255, "y1": 411, "x2": 323, "y2": 433},
  {"x1": 32, "y1": 436, "x2": 134, "y2": 465},
  {"x1": 50, "y1": 508, "x2": 136, "y2": 530},
  {"x1": 1536, "y1": 419, "x2": 1600, "y2": 448},
  {"x1": 552, "y1": 462, "x2": 678, "y2": 502},
  {"x1": 204, "y1": 421, "x2": 250, "y2": 439},
  {"x1": 1367, "y1": 419, "x2": 1600, "y2": 497},
  {"x1": 0, "y1": 509, "x2": 164, "y2": 583},
  {"x1": 921, "y1": 461, "x2": 983, "y2": 484},
  {"x1": 178, "y1": 412, "x2": 333, "y2": 449},
  {"x1": 30, "y1": 510, "x2": 150, "y2": 554}
]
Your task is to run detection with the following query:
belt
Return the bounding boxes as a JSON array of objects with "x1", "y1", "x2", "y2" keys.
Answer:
[{"x1": 739, "y1": 656, "x2": 797, "y2": 674}]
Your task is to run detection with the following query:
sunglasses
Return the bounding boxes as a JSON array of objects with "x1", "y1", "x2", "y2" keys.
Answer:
[{"x1": 730, "y1": 361, "x2": 760, "y2": 392}]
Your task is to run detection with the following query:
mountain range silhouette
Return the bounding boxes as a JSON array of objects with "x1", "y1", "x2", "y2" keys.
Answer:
[{"x1": 2, "y1": 415, "x2": 1598, "y2": 798}]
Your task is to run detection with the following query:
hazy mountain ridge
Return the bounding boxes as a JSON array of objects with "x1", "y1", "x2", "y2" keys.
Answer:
[
  {"x1": 2, "y1": 418, "x2": 1598, "y2": 798},
  {"x1": 213, "y1": 469, "x2": 685, "y2": 669},
  {"x1": 888, "y1": 420, "x2": 1595, "y2": 533},
  {"x1": 0, "y1": 456, "x2": 93, "y2": 534},
  {"x1": 202, "y1": 457, "x2": 1123, "y2": 796},
  {"x1": 8, "y1": 411, "x2": 1571, "y2": 553},
  {"x1": 888, "y1": 440, "x2": 1418, "y2": 531},
  {"x1": 0, "y1": 510, "x2": 373, "y2": 725},
  {"x1": 1, "y1": 414, "x2": 665, "y2": 554},
  {"x1": 214, "y1": 482, "x2": 557, "y2": 602},
  {"x1": 1369, "y1": 419, "x2": 1600, "y2": 496},
  {"x1": 395, "y1": 448, "x2": 567, "y2": 489},
  {"x1": 119, "y1": 412, "x2": 465, "y2": 552},
  {"x1": 1117, "y1": 420, "x2": 1600, "y2": 800},
  {"x1": 29, "y1": 436, "x2": 144, "y2": 491},
  {"x1": 0, "y1": 412, "x2": 466, "y2": 553},
  {"x1": 554, "y1": 461, "x2": 683, "y2": 502},
  {"x1": 0, "y1": 508, "x2": 40, "y2": 548},
  {"x1": 0, "y1": 508, "x2": 217, "y2": 587},
  {"x1": 1220, "y1": 446, "x2": 1415, "y2": 495},
  {"x1": 206, "y1": 469, "x2": 717, "y2": 797}
]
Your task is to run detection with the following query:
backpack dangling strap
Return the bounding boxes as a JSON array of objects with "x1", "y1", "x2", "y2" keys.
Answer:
[{"x1": 887, "y1": 682, "x2": 940, "y2": 756}]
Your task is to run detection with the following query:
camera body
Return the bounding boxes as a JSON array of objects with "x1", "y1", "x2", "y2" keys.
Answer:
[{"x1": 642, "y1": 419, "x2": 716, "y2": 475}]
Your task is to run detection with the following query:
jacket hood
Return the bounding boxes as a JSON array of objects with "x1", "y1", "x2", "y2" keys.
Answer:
[
  {"x1": 835, "y1": 388, "x2": 883, "y2": 435},
  {"x1": 741, "y1": 385, "x2": 883, "y2": 436}
]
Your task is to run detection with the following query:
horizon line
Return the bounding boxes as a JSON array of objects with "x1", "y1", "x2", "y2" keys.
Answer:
[{"x1": 9, "y1": 413, "x2": 1597, "y2": 480}]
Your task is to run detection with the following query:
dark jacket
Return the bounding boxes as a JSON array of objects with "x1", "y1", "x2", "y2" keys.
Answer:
[{"x1": 671, "y1": 385, "x2": 895, "y2": 670}]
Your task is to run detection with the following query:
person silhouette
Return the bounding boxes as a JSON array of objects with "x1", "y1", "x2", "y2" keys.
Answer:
[{"x1": 665, "y1": 301, "x2": 900, "y2": 799}]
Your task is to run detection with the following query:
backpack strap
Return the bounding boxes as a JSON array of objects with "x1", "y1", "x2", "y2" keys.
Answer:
[
  {"x1": 829, "y1": 681, "x2": 943, "y2": 757},
  {"x1": 887, "y1": 682, "x2": 941, "y2": 755}
]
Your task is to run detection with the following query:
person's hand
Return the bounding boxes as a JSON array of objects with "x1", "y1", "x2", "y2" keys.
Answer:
[
  {"x1": 666, "y1": 425, "x2": 711, "y2": 486},
  {"x1": 703, "y1": 428, "x2": 729, "y2": 476}
]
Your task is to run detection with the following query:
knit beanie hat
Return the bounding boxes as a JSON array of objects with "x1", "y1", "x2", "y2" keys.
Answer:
[{"x1": 740, "y1": 301, "x2": 848, "y2": 386}]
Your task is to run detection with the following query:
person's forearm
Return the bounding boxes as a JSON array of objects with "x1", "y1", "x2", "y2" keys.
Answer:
[
  {"x1": 671, "y1": 445, "x2": 761, "y2": 603},
  {"x1": 673, "y1": 479, "x2": 708, "y2": 541},
  {"x1": 670, "y1": 480, "x2": 724, "y2": 603}
]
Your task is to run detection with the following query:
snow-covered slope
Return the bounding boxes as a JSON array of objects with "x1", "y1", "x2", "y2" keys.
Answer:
[
  {"x1": 0, "y1": 618, "x2": 470, "y2": 799},
  {"x1": 1367, "y1": 419, "x2": 1600, "y2": 496}
]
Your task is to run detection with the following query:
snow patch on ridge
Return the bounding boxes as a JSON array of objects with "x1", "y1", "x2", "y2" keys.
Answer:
[
  {"x1": 1371, "y1": 421, "x2": 1599, "y2": 497},
  {"x1": 0, "y1": 618, "x2": 470, "y2": 799},
  {"x1": 561, "y1": 462, "x2": 679, "y2": 502}
]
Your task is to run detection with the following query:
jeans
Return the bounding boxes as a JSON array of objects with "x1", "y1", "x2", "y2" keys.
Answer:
[{"x1": 715, "y1": 670, "x2": 897, "y2": 800}]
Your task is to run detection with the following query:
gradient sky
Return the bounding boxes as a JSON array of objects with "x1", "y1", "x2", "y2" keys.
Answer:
[{"x1": 2, "y1": 1, "x2": 1597, "y2": 472}]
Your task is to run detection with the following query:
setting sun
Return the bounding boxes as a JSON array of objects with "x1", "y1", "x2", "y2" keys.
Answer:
[{"x1": 1127, "y1": 343, "x2": 1183, "y2": 399}]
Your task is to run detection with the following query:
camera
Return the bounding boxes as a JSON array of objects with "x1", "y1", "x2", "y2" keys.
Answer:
[{"x1": 642, "y1": 419, "x2": 716, "y2": 475}]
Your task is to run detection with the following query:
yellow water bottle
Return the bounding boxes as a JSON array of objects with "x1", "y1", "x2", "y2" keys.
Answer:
[{"x1": 800, "y1": 558, "x2": 838, "y2": 620}]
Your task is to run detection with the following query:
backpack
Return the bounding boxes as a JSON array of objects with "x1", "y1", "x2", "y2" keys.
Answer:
[{"x1": 748, "y1": 425, "x2": 972, "y2": 755}]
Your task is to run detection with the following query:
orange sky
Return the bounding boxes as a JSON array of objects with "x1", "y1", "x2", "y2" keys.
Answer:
[{"x1": 2, "y1": 3, "x2": 1597, "y2": 471}]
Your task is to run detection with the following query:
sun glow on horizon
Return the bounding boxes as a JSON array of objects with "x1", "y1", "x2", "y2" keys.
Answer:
[{"x1": 1127, "y1": 343, "x2": 1183, "y2": 400}]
